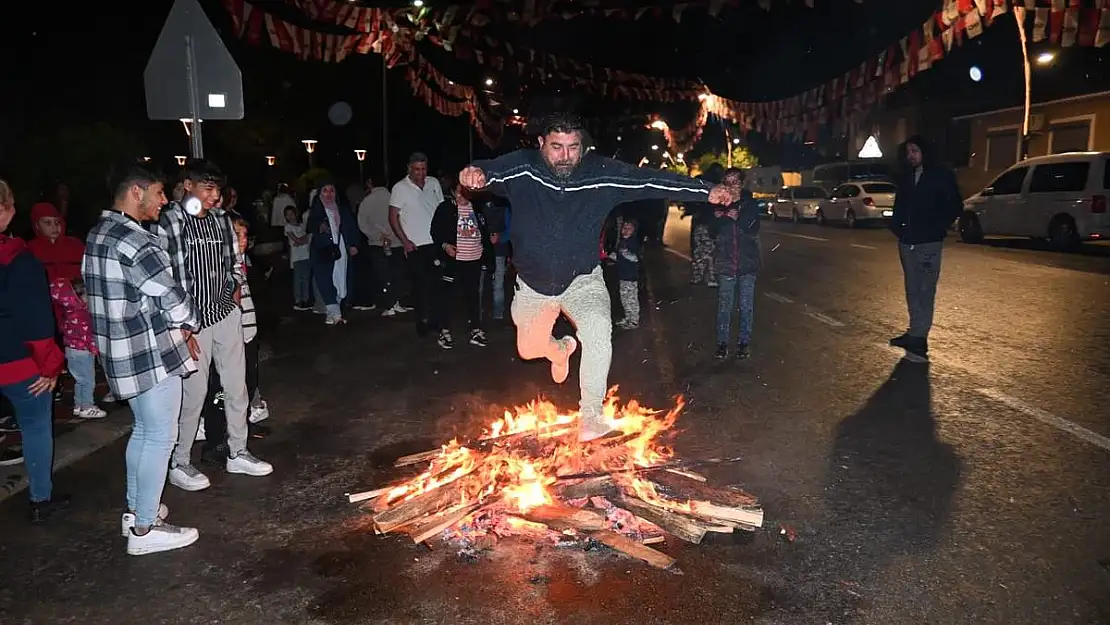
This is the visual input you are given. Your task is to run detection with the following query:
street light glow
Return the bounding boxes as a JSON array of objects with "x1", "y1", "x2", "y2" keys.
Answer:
[
  {"x1": 484, "y1": 78, "x2": 494, "y2": 86},
  {"x1": 412, "y1": 0, "x2": 424, "y2": 6},
  {"x1": 650, "y1": 120, "x2": 668, "y2": 131},
  {"x1": 1036, "y1": 51, "x2": 1055, "y2": 65},
  {"x1": 302, "y1": 139, "x2": 317, "y2": 154},
  {"x1": 354, "y1": 149, "x2": 367, "y2": 161},
  {"x1": 512, "y1": 108, "x2": 519, "y2": 114},
  {"x1": 265, "y1": 156, "x2": 276, "y2": 166},
  {"x1": 732, "y1": 137, "x2": 741, "y2": 145},
  {"x1": 650, "y1": 144, "x2": 659, "y2": 151},
  {"x1": 175, "y1": 155, "x2": 187, "y2": 166},
  {"x1": 969, "y1": 65, "x2": 983, "y2": 82}
]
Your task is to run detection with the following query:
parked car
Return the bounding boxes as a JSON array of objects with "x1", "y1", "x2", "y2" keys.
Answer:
[
  {"x1": 815, "y1": 181, "x2": 897, "y2": 228},
  {"x1": 771, "y1": 185, "x2": 828, "y2": 222},
  {"x1": 959, "y1": 152, "x2": 1109, "y2": 250}
]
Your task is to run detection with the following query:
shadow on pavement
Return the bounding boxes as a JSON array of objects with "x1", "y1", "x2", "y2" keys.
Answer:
[{"x1": 818, "y1": 358, "x2": 963, "y2": 621}]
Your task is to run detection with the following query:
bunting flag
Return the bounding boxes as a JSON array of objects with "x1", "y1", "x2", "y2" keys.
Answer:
[{"x1": 225, "y1": 0, "x2": 1110, "y2": 150}]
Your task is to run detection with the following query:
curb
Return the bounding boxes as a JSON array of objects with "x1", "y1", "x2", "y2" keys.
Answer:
[{"x1": 0, "y1": 413, "x2": 133, "y2": 505}]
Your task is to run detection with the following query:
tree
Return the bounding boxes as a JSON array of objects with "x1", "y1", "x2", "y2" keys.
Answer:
[{"x1": 667, "y1": 145, "x2": 758, "y2": 178}]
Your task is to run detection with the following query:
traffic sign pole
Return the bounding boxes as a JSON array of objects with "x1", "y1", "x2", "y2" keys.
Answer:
[{"x1": 185, "y1": 35, "x2": 205, "y2": 159}]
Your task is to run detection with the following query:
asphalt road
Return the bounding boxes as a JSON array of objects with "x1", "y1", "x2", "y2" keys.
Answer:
[{"x1": 1, "y1": 214, "x2": 1108, "y2": 625}]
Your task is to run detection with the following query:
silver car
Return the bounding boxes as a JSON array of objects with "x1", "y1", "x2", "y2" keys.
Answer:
[
  {"x1": 771, "y1": 185, "x2": 828, "y2": 222},
  {"x1": 816, "y1": 181, "x2": 897, "y2": 228}
]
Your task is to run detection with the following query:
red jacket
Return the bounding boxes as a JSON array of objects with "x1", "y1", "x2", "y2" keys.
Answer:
[
  {"x1": 0, "y1": 234, "x2": 65, "y2": 386},
  {"x1": 26, "y1": 202, "x2": 84, "y2": 283}
]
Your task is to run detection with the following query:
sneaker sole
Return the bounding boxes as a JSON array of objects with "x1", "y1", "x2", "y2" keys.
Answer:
[
  {"x1": 248, "y1": 414, "x2": 269, "y2": 424},
  {"x1": 169, "y1": 477, "x2": 211, "y2": 492},
  {"x1": 127, "y1": 530, "x2": 199, "y2": 556},
  {"x1": 226, "y1": 463, "x2": 274, "y2": 477}
]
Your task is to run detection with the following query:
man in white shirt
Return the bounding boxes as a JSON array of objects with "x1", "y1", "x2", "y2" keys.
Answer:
[
  {"x1": 388, "y1": 153, "x2": 443, "y2": 337},
  {"x1": 270, "y1": 184, "x2": 295, "y2": 233}
]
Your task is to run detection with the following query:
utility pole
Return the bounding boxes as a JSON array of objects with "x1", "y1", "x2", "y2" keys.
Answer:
[{"x1": 382, "y1": 55, "x2": 389, "y2": 183}]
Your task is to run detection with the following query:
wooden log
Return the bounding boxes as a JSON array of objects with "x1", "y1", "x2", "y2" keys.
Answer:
[
  {"x1": 614, "y1": 495, "x2": 707, "y2": 544},
  {"x1": 648, "y1": 471, "x2": 759, "y2": 508},
  {"x1": 394, "y1": 448, "x2": 442, "y2": 467},
  {"x1": 664, "y1": 468, "x2": 707, "y2": 482},
  {"x1": 592, "y1": 530, "x2": 676, "y2": 570},
  {"x1": 521, "y1": 504, "x2": 607, "y2": 531},
  {"x1": 347, "y1": 486, "x2": 390, "y2": 503},
  {"x1": 408, "y1": 502, "x2": 483, "y2": 544},
  {"x1": 555, "y1": 476, "x2": 616, "y2": 500},
  {"x1": 372, "y1": 480, "x2": 470, "y2": 534},
  {"x1": 687, "y1": 501, "x2": 764, "y2": 529},
  {"x1": 642, "y1": 535, "x2": 666, "y2": 545}
]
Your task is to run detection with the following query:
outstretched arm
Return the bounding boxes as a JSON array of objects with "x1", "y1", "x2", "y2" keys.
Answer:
[
  {"x1": 587, "y1": 156, "x2": 737, "y2": 206},
  {"x1": 462, "y1": 150, "x2": 530, "y2": 195}
]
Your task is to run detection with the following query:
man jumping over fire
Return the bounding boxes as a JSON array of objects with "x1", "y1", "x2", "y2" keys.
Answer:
[{"x1": 459, "y1": 112, "x2": 736, "y2": 442}]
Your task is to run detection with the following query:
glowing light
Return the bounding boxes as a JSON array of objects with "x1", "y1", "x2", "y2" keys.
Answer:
[
  {"x1": 512, "y1": 108, "x2": 519, "y2": 114},
  {"x1": 650, "y1": 120, "x2": 668, "y2": 131},
  {"x1": 302, "y1": 139, "x2": 317, "y2": 154},
  {"x1": 354, "y1": 149, "x2": 367, "y2": 161},
  {"x1": 484, "y1": 78, "x2": 494, "y2": 86},
  {"x1": 858, "y1": 135, "x2": 883, "y2": 159},
  {"x1": 1036, "y1": 51, "x2": 1055, "y2": 65},
  {"x1": 969, "y1": 65, "x2": 982, "y2": 82},
  {"x1": 650, "y1": 144, "x2": 659, "y2": 151},
  {"x1": 732, "y1": 137, "x2": 741, "y2": 145},
  {"x1": 412, "y1": 0, "x2": 424, "y2": 6},
  {"x1": 265, "y1": 156, "x2": 276, "y2": 166},
  {"x1": 174, "y1": 155, "x2": 187, "y2": 166}
]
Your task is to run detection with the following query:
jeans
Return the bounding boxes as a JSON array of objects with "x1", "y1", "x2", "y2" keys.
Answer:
[
  {"x1": 292, "y1": 259, "x2": 312, "y2": 304},
  {"x1": 66, "y1": 348, "x2": 96, "y2": 409},
  {"x1": 175, "y1": 308, "x2": 250, "y2": 466},
  {"x1": 437, "y1": 260, "x2": 483, "y2": 332},
  {"x1": 479, "y1": 255, "x2": 508, "y2": 320},
  {"x1": 369, "y1": 246, "x2": 404, "y2": 309},
  {"x1": 898, "y1": 241, "x2": 943, "y2": 338},
  {"x1": 715, "y1": 274, "x2": 757, "y2": 346},
  {"x1": 0, "y1": 376, "x2": 54, "y2": 502},
  {"x1": 125, "y1": 375, "x2": 181, "y2": 527}
]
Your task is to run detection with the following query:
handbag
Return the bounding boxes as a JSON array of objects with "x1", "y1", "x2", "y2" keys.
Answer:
[{"x1": 329, "y1": 243, "x2": 342, "y2": 261}]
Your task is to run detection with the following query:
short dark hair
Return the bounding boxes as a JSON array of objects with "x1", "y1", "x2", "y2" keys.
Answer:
[
  {"x1": 110, "y1": 163, "x2": 163, "y2": 202},
  {"x1": 540, "y1": 112, "x2": 586, "y2": 137},
  {"x1": 408, "y1": 152, "x2": 428, "y2": 165},
  {"x1": 724, "y1": 167, "x2": 745, "y2": 184},
  {"x1": 228, "y1": 212, "x2": 250, "y2": 230},
  {"x1": 184, "y1": 158, "x2": 225, "y2": 186}
]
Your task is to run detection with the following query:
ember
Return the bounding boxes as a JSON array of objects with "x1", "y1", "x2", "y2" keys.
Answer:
[{"x1": 347, "y1": 389, "x2": 763, "y2": 571}]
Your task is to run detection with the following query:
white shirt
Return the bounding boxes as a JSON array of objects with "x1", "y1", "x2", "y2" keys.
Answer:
[
  {"x1": 284, "y1": 222, "x2": 310, "y2": 265},
  {"x1": 358, "y1": 187, "x2": 396, "y2": 247},
  {"x1": 389, "y1": 176, "x2": 443, "y2": 247},
  {"x1": 271, "y1": 193, "x2": 295, "y2": 226}
]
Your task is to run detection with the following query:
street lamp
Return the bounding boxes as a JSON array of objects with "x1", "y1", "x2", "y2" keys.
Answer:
[
  {"x1": 141, "y1": 156, "x2": 152, "y2": 162},
  {"x1": 175, "y1": 155, "x2": 187, "y2": 166},
  {"x1": 266, "y1": 155, "x2": 276, "y2": 167},
  {"x1": 1036, "y1": 51, "x2": 1055, "y2": 65},
  {"x1": 354, "y1": 149, "x2": 367, "y2": 181},
  {"x1": 650, "y1": 120, "x2": 668, "y2": 131},
  {"x1": 484, "y1": 78, "x2": 494, "y2": 86},
  {"x1": 302, "y1": 139, "x2": 317, "y2": 168},
  {"x1": 650, "y1": 144, "x2": 659, "y2": 151}
]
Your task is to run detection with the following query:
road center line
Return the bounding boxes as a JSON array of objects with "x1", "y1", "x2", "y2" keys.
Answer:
[
  {"x1": 805, "y1": 311, "x2": 845, "y2": 327},
  {"x1": 850, "y1": 243, "x2": 878, "y2": 250},
  {"x1": 663, "y1": 247, "x2": 692, "y2": 262},
  {"x1": 976, "y1": 387, "x2": 1110, "y2": 452},
  {"x1": 764, "y1": 292, "x2": 795, "y2": 304},
  {"x1": 770, "y1": 232, "x2": 829, "y2": 242}
]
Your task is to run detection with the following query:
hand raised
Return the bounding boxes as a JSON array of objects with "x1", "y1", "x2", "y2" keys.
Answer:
[
  {"x1": 459, "y1": 166, "x2": 487, "y2": 189},
  {"x1": 708, "y1": 184, "x2": 738, "y2": 206}
]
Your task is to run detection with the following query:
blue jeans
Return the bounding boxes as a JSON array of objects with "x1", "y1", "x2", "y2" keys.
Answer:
[
  {"x1": 480, "y1": 255, "x2": 508, "y2": 320},
  {"x1": 292, "y1": 259, "x2": 312, "y2": 304},
  {"x1": 66, "y1": 348, "x2": 96, "y2": 409},
  {"x1": 0, "y1": 376, "x2": 54, "y2": 502},
  {"x1": 715, "y1": 274, "x2": 757, "y2": 346},
  {"x1": 125, "y1": 375, "x2": 182, "y2": 527}
]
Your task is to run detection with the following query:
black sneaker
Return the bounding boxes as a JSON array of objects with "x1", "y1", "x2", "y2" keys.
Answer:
[
  {"x1": 29, "y1": 494, "x2": 71, "y2": 525},
  {"x1": 714, "y1": 344, "x2": 729, "y2": 360},
  {"x1": 437, "y1": 330, "x2": 454, "y2": 350},
  {"x1": 891, "y1": 334, "x2": 928, "y2": 357},
  {"x1": 735, "y1": 344, "x2": 751, "y2": 360},
  {"x1": 469, "y1": 329, "x2": 488, "y2": 347}
]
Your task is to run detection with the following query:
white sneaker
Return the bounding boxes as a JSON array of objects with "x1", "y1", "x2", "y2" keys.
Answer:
[
  {"x1": 352, "y1": 304, "x2": 377, "y2": 311},
  {"x1": 102, "y1": 392, "x2": 118, "y2": 403},
  {"x1": 168, "y1": 464, "x2": 211, "y2": 491},
  {"x1": 380, "y1": 307, "x2": 396, "y2": 317},
  {"x1": 249, "y1": 402, "x2": 270, "y2": 424},
  {"x1": 391, "y1": 303, "x2": 413, "y2": 313},
  {"x1": 325, "y1": 315, "x2": 346, "y2": 325},
  {"x1": 120, "y1": 503, "x2": 170, "y2": 537},
  {"x1": 227, "y1": 451, "x2": 273, "y2": 476},
  {"x1": 73, "y1": 406, "x2": 107, "y2": 420},
  {"x1": 194, "y1": 421, "x2": 206, "y2": 441},
  {"x1": 127, "y1": 523, "x2": 199, "y2": 556}
]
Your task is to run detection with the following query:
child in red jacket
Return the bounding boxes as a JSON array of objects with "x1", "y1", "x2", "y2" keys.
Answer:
[{"x1": 28, "y1": 202, "x2": 106, "y2": 419}]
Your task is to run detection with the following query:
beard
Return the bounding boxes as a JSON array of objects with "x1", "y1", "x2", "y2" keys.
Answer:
[{"x1": 544, "y1": 156, "x2": 580, "y2": 179}]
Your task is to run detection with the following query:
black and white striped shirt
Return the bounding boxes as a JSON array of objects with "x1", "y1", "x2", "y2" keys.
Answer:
[{"x1": 181, "y1": 212, "x2": 237, "y2": 329}]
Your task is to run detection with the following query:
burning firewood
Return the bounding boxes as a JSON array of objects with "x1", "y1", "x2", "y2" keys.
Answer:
[{"x1": 352, "y1": 391, "x2": 763, "y2": 571}]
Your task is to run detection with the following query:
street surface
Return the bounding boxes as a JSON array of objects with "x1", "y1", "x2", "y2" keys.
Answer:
[{"x1": 1, "y1": 211, "x2": 1109, "y2": 625}]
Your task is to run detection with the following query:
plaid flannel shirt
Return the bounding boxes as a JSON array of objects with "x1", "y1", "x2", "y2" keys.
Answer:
[
  {"x1": 153, "y1": 201, "x2": 245, "y2": 326},
  {"x1": 82, "y1": 211, "x2": 199, "y2": 400}
]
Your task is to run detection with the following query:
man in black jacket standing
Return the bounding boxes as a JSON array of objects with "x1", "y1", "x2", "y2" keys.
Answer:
[
  {"x1": 459, "y1": 113, "x2": 735, "y2": 441},
  {"x1": 889, "y1": 135, "x2": 964, "y2": 359}
]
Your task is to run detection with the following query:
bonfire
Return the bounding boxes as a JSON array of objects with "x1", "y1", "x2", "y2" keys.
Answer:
[{"x1": 347, "y1": 389, "x2": 763, "y2": 571}]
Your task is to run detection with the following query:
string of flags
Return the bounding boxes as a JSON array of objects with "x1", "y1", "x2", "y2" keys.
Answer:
[{"x1": 222, "y1": 0, "x2": 1110, "y2": 152}]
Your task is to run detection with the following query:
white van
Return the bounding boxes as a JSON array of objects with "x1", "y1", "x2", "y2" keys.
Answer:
[{"x1": 959, "y1": 152, "x2": 1109, "y2": 250}]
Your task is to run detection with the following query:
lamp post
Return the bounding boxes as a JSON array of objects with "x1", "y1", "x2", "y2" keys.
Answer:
[
  {"x1": 354, "y1": 149, "x2": 367, "y2": 182},
  {"x1": 266, "y1": 155, "x2": 276, "y2": 167},
  {"x1": 175, "y1": 155, "x2": 187, "y2": 167},
  {"x1": 301, "y1": 139, "x2": 317, "y2": 168}
]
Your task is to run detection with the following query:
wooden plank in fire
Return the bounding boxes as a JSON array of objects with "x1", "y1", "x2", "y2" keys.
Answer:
[
  {"x1": 393, "y1": 423, "x2": 575, "y2": 467},
  {"x1": 521, "y1": 504, "x2": 607, "y2": 531},
  {"x1": 647, "y1": 471, "x2": 759, "y2": 508},
  {"x1": 613, "y1": 495, "x2": 709, "y2": 544},
  {"x1": 372, "y1": 479, "x2": 471, "y2": 534},
  {"x1": 592, "y1": 530, "x2": 677, "y2": 570},
  {"x1": 406, "y1": 502, "x2": 484, "y2": 544}
]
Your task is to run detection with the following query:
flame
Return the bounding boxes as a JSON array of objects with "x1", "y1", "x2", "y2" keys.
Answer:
[{"x1": 377, "y1": 388, "x2": 683, "y2": 517}]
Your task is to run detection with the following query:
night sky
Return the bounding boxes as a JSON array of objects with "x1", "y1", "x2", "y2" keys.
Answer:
[{"x1": 1, "y1": 0, "x2": 1107, "y2": 213}]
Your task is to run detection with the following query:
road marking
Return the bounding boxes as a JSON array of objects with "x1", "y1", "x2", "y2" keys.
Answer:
[
  {"x1": 664, "y1": 247, "x2": 692, "y2": 262},
  {"x1": 764, "y1": 292, "x2": 794, "y2": 304},
  {"x1": 805, "y1": 311, "x2": 845, "y2": 327},
  {"x1": 850, "y1": 243, "x2": 878, "y2": 250},
  {"x1": 771, "y1": 232, "x2": 829, "y2": 242},
  {"x1": 976, "y1": 387, "x2": 1110, "y2": 452}
]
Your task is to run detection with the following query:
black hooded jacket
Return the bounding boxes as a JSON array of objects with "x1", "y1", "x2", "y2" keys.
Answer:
[{"x1": 890, "y1": 136, "x2": 964, "y2": 245}]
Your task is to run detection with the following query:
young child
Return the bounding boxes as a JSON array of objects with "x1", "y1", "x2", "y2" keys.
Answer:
[
  {"x1": 284, "y1": 206, "x2": 312, "y2": 311},
  {"x1": 612, "y1": 218, "x2": 641, "y2": 330},
  {"x1": 27, "y1": 202, "x2": 106, "y2": 419},
  {"x1": 712, "y1": 168, "x2": 762, "y2": 360}
]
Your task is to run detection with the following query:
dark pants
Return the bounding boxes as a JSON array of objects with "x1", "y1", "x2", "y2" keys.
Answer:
[
  {"x1": 436, "y1": 259, "x2": 483, "y2": 332},
  {"x1": 348, "y1": 243, "x2": 377, "y2": 307},
  {"x1": 202, "y1": 338, "x2": 258, "y2": 453},
  {"x1": 369, "y1": 246, "x2": 405, "y2": 309},
  {"x1": 898, "y1": 241, "x2": 943, "y2": 338},
  {"x1": 406, "y1": 244, "x2": 437, "y2": 325}
]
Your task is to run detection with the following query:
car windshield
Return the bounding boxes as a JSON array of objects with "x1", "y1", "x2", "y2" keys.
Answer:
[
  {"x1": 792, "y1": 187, "x2": 827, "y2": 199},
  {"x1": 862, "y1": 183, "x2": 897, "y2": 194}
]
